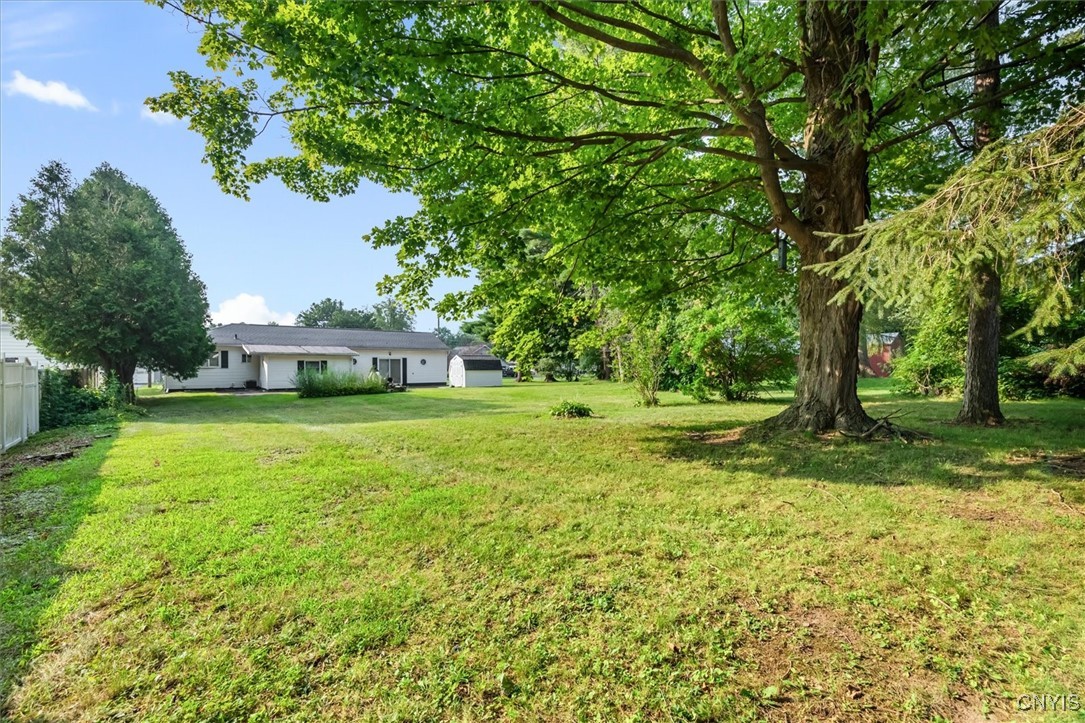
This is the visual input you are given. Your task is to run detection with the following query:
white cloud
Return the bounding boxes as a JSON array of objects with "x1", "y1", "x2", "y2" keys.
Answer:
[
  {"x1": 2, "y1": 70, "x2": 96, "y2": 111},
  {"x1": 211, "y1": 294, "x2": 296, "y2": 326},
  {"x1": 0, "y1": 9, "x2": 74, "y2": 52},
  {"x1": 140, "y1": 106, "x2": 177, "y2": 125}
]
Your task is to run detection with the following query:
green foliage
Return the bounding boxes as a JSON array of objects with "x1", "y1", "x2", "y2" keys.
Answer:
[
  {"x1": 433, "y1": 327, "x2": 481, "y2": 348},
  {"x1": 459, "y1": 312, "x2": 497, "y2": 343},
  {"x1": 370, "y1": 298, "x2": 415, "y2": 332},
  {"x1": 37, "y1": 371, "x2": 142, "y2": 430},
  {"x1": 38, "y1": 370, "x2": 108, "y2": 431},
  {"x1": 296, "y1": 296, "x2": 414, "y2": 331},
  {"x1": 669, "y1": 279, "x2": 798, "y2": 402},
  {"x1": 889, "y1": 294, "x2": 967, "y2": 397},
  {"x1": 293, "y1": 369, "x2": 388, "y2": 399},
  {"x1": 626, "y1": 314, "x2": 671, "y2": 407},
  {"x1": 0, "y1": 162, "x2": 214, "y2": 393},
  {"x1": 823, "y1": 105, "x2": 1085, "y2": 358},
  {"x1": 548, "y1": 400, "x2": 593, "y2": 418},
  {"x1": 890, "y1": 289, "x2": 1085, "y2": 399},
  {"x1": 296, "y1": 298, "x2": 377, "y2": 329}
]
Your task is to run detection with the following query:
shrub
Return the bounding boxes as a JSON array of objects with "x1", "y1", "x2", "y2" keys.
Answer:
[
  {"x1": 550, "y1": 400, "x2": 593, "y2": 418},
  {"x1": 39, "y1": 369, "x2": 107, "y2": 430},
  {"x1": 626, "y1": 316, "x2": 669, "y2": 407},
  {"x1": 669, "y1": 297, "x2": 797, "y2": 402},
  {"x1": 293, "y1": 369, "x2": 388, "y2": 398}
]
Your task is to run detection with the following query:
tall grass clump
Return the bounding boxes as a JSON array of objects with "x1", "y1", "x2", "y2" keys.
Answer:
[{"x1": 293, "y1": 369, "x2": 388, "y2": 398}]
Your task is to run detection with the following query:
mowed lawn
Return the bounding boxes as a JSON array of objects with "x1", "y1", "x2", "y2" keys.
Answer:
[{"x1": 2, "y1": 381, "x2": 1083, "y2": 721}]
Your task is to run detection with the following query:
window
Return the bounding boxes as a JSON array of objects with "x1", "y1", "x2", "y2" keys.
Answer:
[
  {"x1": 296, "y1": 360, "x2": 328, "y2": 372},
  {"x1": 241, "y1": 353, "x2": 252, "y2": 363},
  {"x1": 205, "y1": 353, "x2": 220, "y2": 368}
]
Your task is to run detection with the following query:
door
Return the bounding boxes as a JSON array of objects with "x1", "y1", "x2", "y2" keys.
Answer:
[{"x1": 377, "y1": 358, "x2": 404, "y2": 384}]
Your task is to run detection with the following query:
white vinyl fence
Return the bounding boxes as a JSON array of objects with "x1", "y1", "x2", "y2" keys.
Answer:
[{"x1": 1, "y1": 359, "x2": 40, "y2": 452}]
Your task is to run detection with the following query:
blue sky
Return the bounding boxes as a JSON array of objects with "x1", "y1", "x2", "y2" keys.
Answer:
[{"x1": 0, "y1": 0, "x2": 471, "y2": 330}]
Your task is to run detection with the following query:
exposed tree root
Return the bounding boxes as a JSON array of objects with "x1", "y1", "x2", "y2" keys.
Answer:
[
  {"x1": 760, "y1": 404, "x2": 933, "y2": 443},
  {"x1": 838, "y1": 410, "x2": 934, "y2": 443}
]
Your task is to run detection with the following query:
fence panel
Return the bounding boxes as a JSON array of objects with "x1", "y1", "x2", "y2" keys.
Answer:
[{"x1": 1, "y1": 359, "x2": 41, "y2": 452}]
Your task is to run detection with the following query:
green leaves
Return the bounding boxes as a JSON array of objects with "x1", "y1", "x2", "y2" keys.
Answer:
[{"x1": 0, "y1": 162, "x2": 214, "y2": 384}]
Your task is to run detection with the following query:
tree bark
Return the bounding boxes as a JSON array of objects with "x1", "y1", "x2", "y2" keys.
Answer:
[
  {"x1": 957, "y1": 1, "x2": 1004, "y2": 425},
  {"x1": 104, "y1": 358, "x2": 137, "y2": 404},
  {"x1": 599, "y1": 344, "x2": 612, "y2": 381},
  {"x1": 957, "y1": 261, "x2": 1004, "y2": 424},
  {"x1": 768, "y1": 0, "x2": 875, "y2": 432}
]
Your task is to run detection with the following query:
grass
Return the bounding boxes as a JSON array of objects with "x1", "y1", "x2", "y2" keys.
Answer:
[{"x1": 2, "y1": 380, "x2": 1083, "y2": 721}]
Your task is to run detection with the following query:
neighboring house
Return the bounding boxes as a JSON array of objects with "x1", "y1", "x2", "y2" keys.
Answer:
[
  {"x1": 867, "y1": 332, "x2": 905, "y2": 377},
  {"x1": 2, "y1": 316, "x2": 159, "y2": 385},
  {"x1": 448, "y1": 351, "x2": 504, "y2": 388},
  {"x1": 0, "y1": 317, "x2": 56, "y2": 368},
  {"x1": 163, "y1": 324, "x2": 449, "y2": 391}
]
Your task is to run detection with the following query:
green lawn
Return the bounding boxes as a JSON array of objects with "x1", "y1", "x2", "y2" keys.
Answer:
[{"x1": 2, "y1": 381, "x2": 1083, "y2": 721}]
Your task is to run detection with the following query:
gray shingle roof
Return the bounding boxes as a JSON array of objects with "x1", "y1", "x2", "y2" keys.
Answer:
[{"x1": 212, "y1": 324, "x2": 449, "y2": 351}]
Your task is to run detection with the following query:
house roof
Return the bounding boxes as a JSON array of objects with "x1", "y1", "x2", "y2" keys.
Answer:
[
  {"x1": 242, "y1": 344, "x2": 356, "y2": 356},
  {"x1": 212, "y1": 324, "x2": 449, "y2": 351}
]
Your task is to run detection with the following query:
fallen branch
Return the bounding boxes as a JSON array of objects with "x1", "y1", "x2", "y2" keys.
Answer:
[{"x1": 1050, "y1": 488, "x2": 1085, "y2": 517}]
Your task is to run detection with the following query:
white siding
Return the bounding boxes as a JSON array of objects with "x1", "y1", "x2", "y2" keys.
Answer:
[
  {"x1": 0, "y1": 322, "x2": 58, "y2": 368},
  {"x1": 355, "y1": 349, "x2": 447, "y2": 386},
  {"x1": 163, "y1": 346, "x2": 258, "y2": 390},
  {"x1": 464, "y1": 370, "x2": 503, "y2": 388},
  {"x1": 262, "y1": 356, "x2": 353, "y2": 390}
]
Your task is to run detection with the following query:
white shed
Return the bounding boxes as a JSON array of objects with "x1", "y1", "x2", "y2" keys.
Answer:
[{"x1": 448, "y1": 354, "x2": 503, "y2": 388}]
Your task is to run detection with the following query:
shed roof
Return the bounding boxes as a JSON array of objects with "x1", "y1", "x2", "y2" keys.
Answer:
[
  {"x1": 242, "y1": 344, "x2": 356, "y2": 356},
  {"x1": 213, "y1": 324, "x2": 448, "y2": 351},
  {"x1": 462, "y1": 358, "x2": 503, "y2": 371}
]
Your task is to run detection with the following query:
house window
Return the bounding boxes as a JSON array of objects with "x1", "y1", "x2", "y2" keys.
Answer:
[
  {"x1": 241, "y1": 353, "x2": 252, "y2": 363},
  {"x1": 205, "y1": 353, "x2": 220, "y2": 368},
  {"x1": 296, "y1": 360, "x2": 328, "y2": 372}
]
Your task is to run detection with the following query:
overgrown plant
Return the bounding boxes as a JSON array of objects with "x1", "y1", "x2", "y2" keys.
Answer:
[
  {"x1": 293, "y1": 369, "x2": 388, "y2": 399},
  {"x1": 669, "y1": 280, "x2": 797, "y2": 402}
]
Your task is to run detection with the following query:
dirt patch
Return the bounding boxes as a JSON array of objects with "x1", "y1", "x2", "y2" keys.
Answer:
[
  {"x1": 729, "y1": 599, "x2": 995, "y2": 722},
  {"x1": 945, "y1": 499, "x2": 1048, "y2": 531},
  {"x1": 685, "y1": 426, "x2": 756, "y2": 447},
  {"x1": 0, "y1": 434, "x2": 100, "y2": 479},
  {"x1": 1006, "y1": 451, "x2": 1085, "y2": 479},
  {"x1": 256, "y1": 448, "x2": 304, "y2": 467}
]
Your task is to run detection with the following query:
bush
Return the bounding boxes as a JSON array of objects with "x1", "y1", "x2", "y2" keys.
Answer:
[
  {"x1": 669, "y1": 297, "x2": 797, "y2": 402},
  {"x1": 39, "y1": 369, "x2": 108, "y2": 430},
  {"x1": 550, "y1": 400, "x2": 593, "y2": 418},
  {"x1": 293, "y1": 369, "x2": 388, "y2": 398},
  {"x1": 891, "y1": 291, "x2": 1085, "y2": 399}
]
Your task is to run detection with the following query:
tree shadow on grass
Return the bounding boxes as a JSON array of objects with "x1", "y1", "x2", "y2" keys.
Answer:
[
  {"x1": 0, "y1": 429, "x2": 114, "y2": 713},
  {"x1": 139, "y1": 389, "x2": 513, "y2": 426},
  {"x1": 641, "y1": 399, "x2": 1085, "y2": 498}
]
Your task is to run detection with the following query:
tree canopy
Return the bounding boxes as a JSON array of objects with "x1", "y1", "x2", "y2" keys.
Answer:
[
  {"x1": 150, "y1": 0, "x2": 1085, "y2": 430},
  {"x1": 821, "y1": 104, "x2": 1085, "y2": 367},
  {"x1": 296, "y1": 296, "x2": 414, "y2": 330},
  {"x1": 1, "y1": 161, "x2": 214, "y2": 397},
  {"x1": 296, "y1": 297, "x2": 377, "y2": 329}
]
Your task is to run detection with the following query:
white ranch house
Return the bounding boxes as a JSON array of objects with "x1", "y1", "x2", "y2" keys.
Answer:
[{"x1": 163, "y1": 324, "x2": 449, "y2": 391}]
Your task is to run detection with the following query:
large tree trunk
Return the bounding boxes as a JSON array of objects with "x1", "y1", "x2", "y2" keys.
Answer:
[
  {"x1": 768, "y1": 0, "x2": 874, "y2": 432},
  {"x1": 958, "y1": 1, "x2": 1004, "y2": 425},
  {"x1": 957, "y1": 262, "x2": 1004, "y2": 424},
  {"x1": 104, "y1": 358, "x2": 137, "y2": 404}
]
